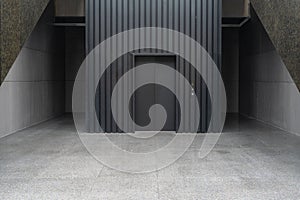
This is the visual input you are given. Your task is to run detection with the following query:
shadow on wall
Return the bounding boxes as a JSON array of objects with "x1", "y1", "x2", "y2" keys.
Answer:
[
  {"x1": 222, "y1": 28, "x2": 239, "y2": 114},
  {"x1": 65, "y1": 26, "x2": 85, "y2": 113}
]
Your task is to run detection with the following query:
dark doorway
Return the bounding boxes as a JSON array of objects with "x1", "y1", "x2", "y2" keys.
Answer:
[{"x1": 133, "y1": 55, "x2": 177, "y2": 131}]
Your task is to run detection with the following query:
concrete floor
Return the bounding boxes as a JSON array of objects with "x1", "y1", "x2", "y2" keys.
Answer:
[{"x1": 0, "y1": 115, "x2": 299, "y2": 199}]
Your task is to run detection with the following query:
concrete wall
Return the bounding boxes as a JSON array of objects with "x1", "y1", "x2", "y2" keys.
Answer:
[
  {"x1": 222, "y1": 0, "x2": 249, "y2": 17},
  {"x1": 55, "y1": 0, "x2": 85, "y2": 16},
  {"x1": 65, "y1": 27, "x2": 85, "y2": 112},
  {"x1": 239, "y1": 8, "x2": 300, "y2": 135},
  {"x1": 222, "y1": 28, "x2": 239, "y2": 113},
  {"x1": 0, "y1": 3, "x2": 65, "y2": 138}
]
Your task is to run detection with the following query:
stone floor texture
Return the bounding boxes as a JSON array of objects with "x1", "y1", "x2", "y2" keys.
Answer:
[{"x1": 0, "y1": 115, "x2": 299, "y2": 199}]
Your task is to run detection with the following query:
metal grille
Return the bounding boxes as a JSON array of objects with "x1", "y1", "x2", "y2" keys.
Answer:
[{"x1": 86, "y1": 0, "x2": 222, "y2": 133}]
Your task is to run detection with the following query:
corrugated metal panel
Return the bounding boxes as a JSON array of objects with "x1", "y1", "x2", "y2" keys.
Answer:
[{"x1": 86, "y1": 0, "x2": 221, "y2": 133}]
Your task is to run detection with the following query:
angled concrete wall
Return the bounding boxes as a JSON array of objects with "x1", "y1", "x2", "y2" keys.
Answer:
[
  {"x1": 251, "y1": 0, "x2": 300, "y2": 91},
  {"x1": 240, "y1": 7, "x2": 300, "y2": 135},
  {"x1": 0, "y1": 0, "x2": 50, "y2": 82},
  {"x1": 0, "y1": 2, "x2": 65, "y2": 138}
]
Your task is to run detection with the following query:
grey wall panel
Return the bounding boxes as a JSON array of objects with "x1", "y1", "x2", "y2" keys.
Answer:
[{"x1": 86, "y1": 0, "x2": 221, "y2": 133}]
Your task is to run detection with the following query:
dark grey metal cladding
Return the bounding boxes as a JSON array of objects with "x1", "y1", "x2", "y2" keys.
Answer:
[{"x1": 86, "y1": 0, "x2": 221, "y2": 133}]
